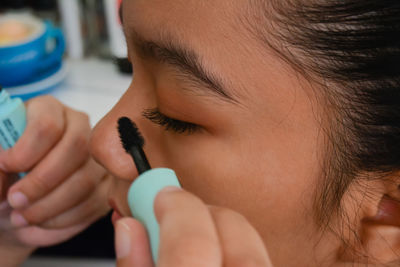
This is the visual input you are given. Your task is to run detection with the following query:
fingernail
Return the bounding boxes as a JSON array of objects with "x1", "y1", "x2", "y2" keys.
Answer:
[
  {"x1": 8, "y1": 192, "x2": 29, "y2": 209},
  {"x1": 10, "y1": 212, "x2": 28, "y2": 227},
  {"x1": 160, "y1": 186, "x2": 182, "y2": 193},
  {"x1": 0, "y1": 200, "x2": 10, "y2": 211},
  {"x1": 115, "y1": 221, "x2": 131, "y2": 259}
]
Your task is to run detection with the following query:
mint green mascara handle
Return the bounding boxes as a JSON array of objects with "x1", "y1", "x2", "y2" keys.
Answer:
[{"x1": 127, "y1": 168, "x2": 181, "y2": 262}]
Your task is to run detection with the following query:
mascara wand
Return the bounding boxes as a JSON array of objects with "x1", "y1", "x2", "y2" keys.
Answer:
[
  {"x1": 117, "y1": 116, "x2": 181, "y2": 263},
  {"x1": 117, "y1": 117, "x2": 151, "y2": 174}
]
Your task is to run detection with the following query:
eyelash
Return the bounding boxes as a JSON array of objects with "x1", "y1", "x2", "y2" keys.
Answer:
[{"x1": 142, "y1": 108, "x2": 201, "y2": 135}]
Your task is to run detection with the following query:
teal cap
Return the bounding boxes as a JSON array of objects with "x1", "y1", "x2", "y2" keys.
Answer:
[{"x1": 127, "y1": 168, "x2": 181, "y2": 262}]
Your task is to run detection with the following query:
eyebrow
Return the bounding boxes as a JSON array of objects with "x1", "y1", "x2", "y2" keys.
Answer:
[{"x1": 127, "y1": 29, "x2": 237, "y2": 103}]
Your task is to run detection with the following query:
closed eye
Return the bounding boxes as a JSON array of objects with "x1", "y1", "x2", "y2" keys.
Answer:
[{"x1": 142, "y1": 108, "x2": 201, "y2": 135}]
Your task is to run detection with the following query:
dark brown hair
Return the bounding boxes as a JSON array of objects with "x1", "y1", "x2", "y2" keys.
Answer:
[{"x1": 249, "y1": 0, "x2": 400, "y2": 228}]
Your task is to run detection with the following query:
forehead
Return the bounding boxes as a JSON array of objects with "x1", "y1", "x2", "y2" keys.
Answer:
[
  {"x1": 123, "y1": 0, "x2": 248, "y2": 32},
  {"x1": 122, "y1": 0, "x2": 312, "y2": 111},
  {"x1": 122, "y1": 0, "x2": 269, "y2": 100},
  {"x1": 122, "y1": 0, "x2": 253, "y2": 51}
]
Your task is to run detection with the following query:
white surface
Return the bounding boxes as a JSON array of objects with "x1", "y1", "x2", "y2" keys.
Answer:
[
  {"x1": 50, "y1": 58, "x2": 131, "y2": 126},
  {"x1": 22, "y1": 257, "x2": 115, "y2": 267},
  {"x1": 23, "y1": 57, "x2": 131, "y2": 266}
]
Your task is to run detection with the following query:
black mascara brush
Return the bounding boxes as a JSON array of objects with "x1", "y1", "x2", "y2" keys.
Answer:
[
  {"x1": 118, "y1": 117, "x2": 151, "y2": 174},
  {"x1": 117, "y1": 116, "x2": 181, "y2": 263}
]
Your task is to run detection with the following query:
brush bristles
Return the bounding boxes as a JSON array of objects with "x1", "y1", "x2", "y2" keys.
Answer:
[{"x1": 117, "y1": 117, "x2": 145, "y2": 153}]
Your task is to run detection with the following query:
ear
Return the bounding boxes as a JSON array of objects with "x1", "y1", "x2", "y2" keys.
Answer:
[{"x1": 347, "y1": 175, "x2": 400, "y2": 265}]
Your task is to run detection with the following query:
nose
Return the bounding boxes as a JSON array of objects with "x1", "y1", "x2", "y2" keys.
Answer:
[
  {"x1": 89, "y1": 103, "x2": 139, "y2": 181},
  {"x1": 89, "y1": 75, "x2": 167, "y2": 181}
]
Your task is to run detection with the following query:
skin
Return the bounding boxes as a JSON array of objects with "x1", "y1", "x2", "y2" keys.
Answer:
[
  {"x1": 90, "y1": 0, "x2": 342, "y2": 266},
  {"x1": 1, "y1": 1, "x2": 395, "y2": 266},
  {"x1": 114, "y1": 188, "x2": 274, "y2": 267},
  {"x1": 0, "y1": 96, "x2": 111, "y2": 266}
]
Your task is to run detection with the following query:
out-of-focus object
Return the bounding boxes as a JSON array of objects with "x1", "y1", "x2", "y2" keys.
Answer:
[
  {"x1": 0, "y1": 13, "x2": 65, "y2": 87},
  {"x1": 31, "y1": 0, "x2": 57, "y2": 10},
  {"x1": 6, "y1": 60, "x2": 68, "y2": 101},
  {"x1": 31, "y1": 0, "x2": 59, "y2": 26},
  {"x1": 0, "y1": 19, "x2": 31, "y2": 45},
  {"x1": 103, "y1": 0, "x2": 125, "y2": 59},
  {"x1": 103, "y1": 0, "x2": 131, "y2": 73},
  {"x1": 0, "y1": 0, "x2": 59, "y2": 30},
  {"x1": 0, "y1": 0, "x2": 29, "y2": 10},
  {"x1": 57, "y1": 0, "x2": 84, "y2": 59},
  {"x1": 0, "y1": 87, "x2": 26, "y2": 152}
]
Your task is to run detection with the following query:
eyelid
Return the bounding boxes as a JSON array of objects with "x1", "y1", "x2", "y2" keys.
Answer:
[{"x1": 142, "y1": 108, "x2": 201, "y2": 135}]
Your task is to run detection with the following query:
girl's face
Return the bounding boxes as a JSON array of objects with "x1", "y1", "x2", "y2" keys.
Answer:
[{"x1": 90, "y1": 0, "x2": 340, "y2": 265}]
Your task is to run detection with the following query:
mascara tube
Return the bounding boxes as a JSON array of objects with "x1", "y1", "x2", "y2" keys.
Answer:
[
  {"x1": 128, "y1": 168, "x2": 181, "y2": 262},
  {"x1": 118, "y1": 117, "x2": 182, "y2": 262},
  {"x1": 0, "y1": 87, "x2": 27, "y2": 173}
]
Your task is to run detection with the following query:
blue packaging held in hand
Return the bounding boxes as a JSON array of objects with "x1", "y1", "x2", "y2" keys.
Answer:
[{"x1": 0, "y1": 87, "x2": 26, "y2": 152}]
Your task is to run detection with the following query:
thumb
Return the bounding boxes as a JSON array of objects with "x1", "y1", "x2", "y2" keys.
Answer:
[{"x1": 115, "y1": 217, "x2": 154, "y2": 267}]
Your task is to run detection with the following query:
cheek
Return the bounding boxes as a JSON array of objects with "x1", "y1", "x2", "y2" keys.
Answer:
[{"x1": 162, "y1": 128, "x2": 322, "y2": 243}]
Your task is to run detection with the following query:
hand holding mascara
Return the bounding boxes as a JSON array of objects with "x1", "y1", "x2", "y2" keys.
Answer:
[
  {"x1": 0, "y1": 87, "x2": 26, "y2": 155},
  {"x1": 0, "y1": 87, "x2": 27, "y2": 178},
  {"x1": 117, "y1": 117, "x2": 181, "y2": 263}
]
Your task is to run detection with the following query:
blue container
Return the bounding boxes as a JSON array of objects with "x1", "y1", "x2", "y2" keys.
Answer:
[
  {"x1": 0, "y1": 15, "x2": 65, "y2": 87},
  {"x1": 0, "y1": 88, "x2": 26, "y2": 151}
]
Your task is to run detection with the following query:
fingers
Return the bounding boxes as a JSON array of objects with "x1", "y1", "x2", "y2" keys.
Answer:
[
  {"x1": 14, "y1": 220, "x2": 93, "y2": 247},
  {"x1": 115, "y1": 189, "x2": 272, "y2": 267},
  {"x1": 209, "y1": 206, "x2": 273, "y2": 267},
  {"x1": 0, "y1": 96, "x2": 112, "y2": 251},
  {"x1": 0, "y1": 96, "x2": 65, "y2": 173},
  {"x1": 11, "y1": 159, "x2": 107, "y2": 227},
  {"x1": 155, "y1": 188, "x2": 222, "y2": 267},
  {"x1": 115, "y1": 217, "x2": 154, "y2": 267},
  {"x1": 37, "y1": 173, "x2": 111, "y2": 229},
  {"x1": 7, "y1": 106, "x2": 91, "y2": 209},
  {"x1": 4, "y1": 174, "x2": 110, "y2": 248}
]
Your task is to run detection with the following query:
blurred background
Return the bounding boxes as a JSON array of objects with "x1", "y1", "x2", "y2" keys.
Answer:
[
  {"x1": 1, "y1": 0, "x2": 131, "y2": 69},
  {"x1": 1, "y1": 0, "x2": 133, "y2": 266}
]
